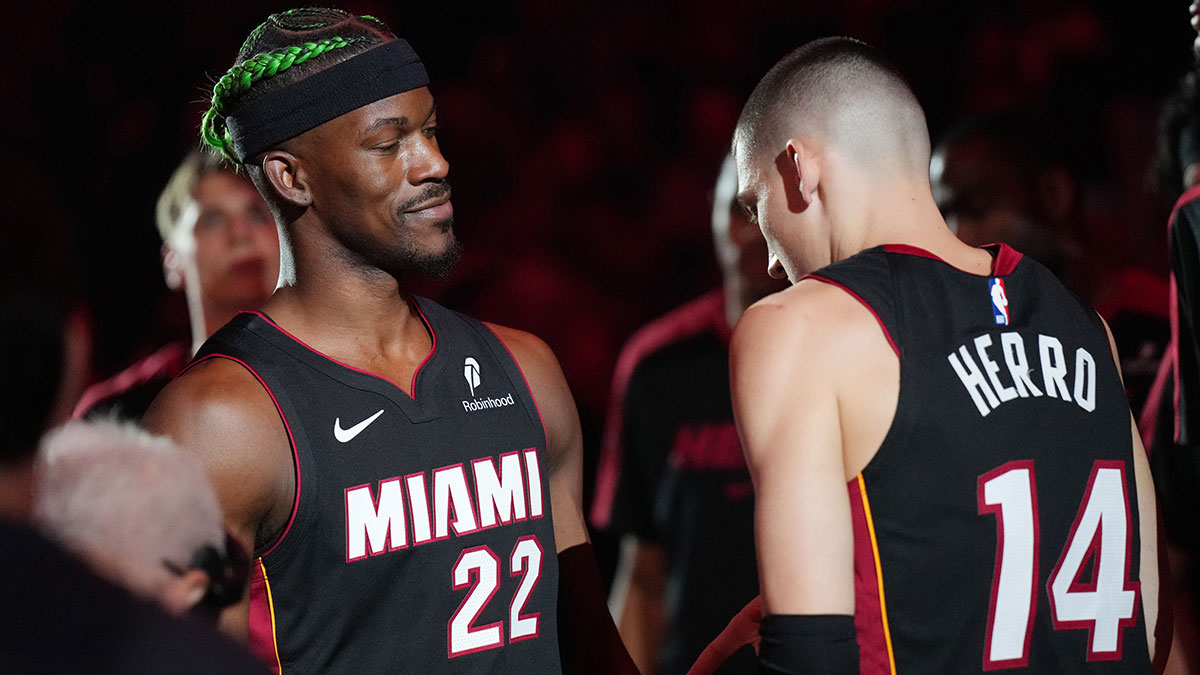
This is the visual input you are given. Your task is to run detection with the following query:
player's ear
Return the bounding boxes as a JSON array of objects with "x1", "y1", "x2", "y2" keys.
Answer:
[
  {"x1": 162, "y1": 245, "x2": 184, "y2": 291},
  {"x1": 261, "y1": 150, "x2": 312, "y2": 208},
  {"x1": 776, "y1": 138, "x2": 820, "y2": 213}
]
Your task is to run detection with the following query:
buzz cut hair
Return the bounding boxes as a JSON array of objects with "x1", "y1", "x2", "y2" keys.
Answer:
[{"x1": 735, "y1": 36, "x2": 930, "y2": 176}]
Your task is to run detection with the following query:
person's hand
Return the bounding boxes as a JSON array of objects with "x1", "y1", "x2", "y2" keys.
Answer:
[{"x1": 686, "y1": 595, "x2": 764, "y2": 675}]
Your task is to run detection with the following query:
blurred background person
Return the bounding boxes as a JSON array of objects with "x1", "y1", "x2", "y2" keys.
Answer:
[
  {"x1": 73, "y1": 149, "x2": 279, "y2": 421},
  {"x1": 33, "y1": 419, "x2": 248, "y2": 621},
  {"x1": 0, "y1": 176, "x2": 266, "y2": 674},
  {"x1": 930, "y1": 111, "x2": 1079, "y2": 281},
  {"x1": 1140, "y1": 58, "x2": 1200, "y2": 675},
  {"x1": 590, "y1": 154, "x2": 787, "y2": 674},
  {"x1": 931, "y1": 110, "x2": 1169, "y2": 415}
]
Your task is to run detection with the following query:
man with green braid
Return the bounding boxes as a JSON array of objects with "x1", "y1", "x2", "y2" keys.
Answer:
[{"x1": 143, "y1": 8, "x2": 637, "y2": 674}]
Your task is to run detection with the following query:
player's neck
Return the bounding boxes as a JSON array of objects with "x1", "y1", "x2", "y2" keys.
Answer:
[
  {"x1": 264, "y1": 262, "x2": 432, "y2": 376},
  {"x1": 831, "y1": 181, "x2": 992, "y2": 274}
]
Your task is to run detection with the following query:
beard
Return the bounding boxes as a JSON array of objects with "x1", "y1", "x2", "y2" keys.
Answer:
[
  {"x1": 333, "y1": 181, "x2": 463, "y2": 280},
  {"x1": 336, "y1": 215, "x2": 463, "y2": 281},
  {"x1": 397, "y1": 217, "x2": 462, "y2": 279}
]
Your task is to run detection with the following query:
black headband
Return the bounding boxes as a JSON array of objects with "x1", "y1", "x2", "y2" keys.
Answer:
[{"x1": 226, "y1": 39, "x2": 429, "y2": 163}]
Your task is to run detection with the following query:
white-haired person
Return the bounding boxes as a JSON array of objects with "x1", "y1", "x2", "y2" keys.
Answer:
[{"x1": 34, "y1": 419, "x2": 247, "y2": 621}]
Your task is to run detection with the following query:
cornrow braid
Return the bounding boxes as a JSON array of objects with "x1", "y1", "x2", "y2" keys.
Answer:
[{"x1": 201, "y1": 36, "x2": 363, "y2": 162}]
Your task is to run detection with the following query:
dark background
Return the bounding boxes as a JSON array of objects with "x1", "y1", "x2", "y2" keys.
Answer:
[{"x1": 2, "y1": 0, "x2": 1193, "y2": 549}]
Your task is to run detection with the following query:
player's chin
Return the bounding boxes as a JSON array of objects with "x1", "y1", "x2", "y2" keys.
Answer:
[{"x1": 409, "y1": 234, "x2": 463, "y2": 279}]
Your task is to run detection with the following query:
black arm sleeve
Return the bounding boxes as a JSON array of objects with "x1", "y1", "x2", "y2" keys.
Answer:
[
  {"x1": 557, "y1": 542, "x2": 640, "y2": 674},
  {"x1": 758, "y1": 614, "x2": 858, "y2": 675}
]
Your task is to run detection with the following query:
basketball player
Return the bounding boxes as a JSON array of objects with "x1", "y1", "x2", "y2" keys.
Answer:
[
  {"x1": 74, "y1": 150, "x2": 279, "y2": 420},
  {"x1": 729, "y1": 37, "x2": 1162, "y2": 672},
  {"x1": 143, "y1": 8, "x2": 634, "y2": 674},
  {"x1": 592, "y1": 154, "x2": 786, "y2": 674}
]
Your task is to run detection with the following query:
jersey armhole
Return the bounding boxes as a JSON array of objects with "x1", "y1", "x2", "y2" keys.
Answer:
[
  {"x1": 803, "y1": 274, "x2": 901, "y2": 359},
  {"x1": 182, "y1": 353, "x2": 303, "y2": 561}
]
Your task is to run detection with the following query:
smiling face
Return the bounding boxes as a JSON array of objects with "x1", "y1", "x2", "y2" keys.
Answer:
[{"x1": 296, "y1": 86, "x2": 461, "y2": 278}]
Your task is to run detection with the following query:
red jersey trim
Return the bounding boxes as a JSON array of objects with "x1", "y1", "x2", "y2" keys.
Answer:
[
  {"x1": 242, "y1": 306, "x2": 437, "y2": 399},
  {"x1": 247, "y1": 557, "x2": 282, "y2": 673},
  {"x1": 881, "y1": 243, "x2": 1023, "y2": 276},
  {"x1": 183, "y1": 353, "x2": 301, "y2": 560},
  {"x1": 481, "y1": 325, "x2": 549, "y2": 450},
  {"x1": 589, "y1": 289, "x2": 728, "y2": 529},
  {"x1": 803, "y1": 275, "x2": 900, "y2": 359},
  {"x1": 849, "y1": 475, "x2": 897, "y2": 674}
]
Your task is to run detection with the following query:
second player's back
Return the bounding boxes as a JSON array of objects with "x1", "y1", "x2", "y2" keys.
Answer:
[{"x1": 808, "y1": 244, "x2": 1154, "y2": 673}]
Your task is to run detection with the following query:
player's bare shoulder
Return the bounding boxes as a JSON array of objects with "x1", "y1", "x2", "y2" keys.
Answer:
[
  {"x1": 731, "y1": 279, "x2": 899, "y2": 476},
  {"x1": 142, "y1": 356, "x2": 293, "y2": 549},
  {"x1": 732, "y1": 278, "x2": 894, "y2": 371},
  {"x1": 144, "y1": 357, "x2": 283, "y2": 457}
]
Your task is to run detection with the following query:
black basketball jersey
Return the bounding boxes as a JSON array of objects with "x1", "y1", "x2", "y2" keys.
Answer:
[
  {"x1": 808, "y1": 244, "x2": 1150, "y2": 674},
  {"x1": 591, "y1": 289, "x2": 759, "y2": 673},
  {"x1": 188, "y1": 299, "x2": 561, "y2": 674}
]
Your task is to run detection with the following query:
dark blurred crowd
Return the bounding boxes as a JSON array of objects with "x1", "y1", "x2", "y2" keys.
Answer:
[{"x1": 2, "y1": 0, "x2": 1198, "y2": 672}]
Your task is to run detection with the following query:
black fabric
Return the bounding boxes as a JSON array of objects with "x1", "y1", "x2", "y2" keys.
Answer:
[
  {"x1": 556, "y1": 543, "x2": 639, "y2": 675},
  {"x1": 1147, "y1": 189, "x2": 1200, "y2": 654},
  {"x1": 813, "y1": 245, "x2": 1151, "y2": 673},
  {"x1": 226, "y1": 39, "x2": 429, "y2": 162},
  {"x1": 1169, "y1": 192, "x2": 1200, "y2": 447},
  {"x1": 0, "y1": 522, "x2": 267, "y2": 674},
  {"x1": 592, "y1": 290, "x2": 759, "y2": 673},
  {"x1": 192, "y1": 298, "x2": 561, "y2": 673},
  {"x1": 757, "y1": 615, "x2": 858, "y2": 675},
  {"x1": 1149, "y1": 191, "x2": 1200, "y2": 553}
]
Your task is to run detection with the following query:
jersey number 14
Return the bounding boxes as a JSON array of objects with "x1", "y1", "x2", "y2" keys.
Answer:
[{"x1": 977, "y1": 460, "x2": 1139, "y2": 670}]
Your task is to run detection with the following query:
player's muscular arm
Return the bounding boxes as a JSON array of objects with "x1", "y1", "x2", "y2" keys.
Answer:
[
  {"x1": 487, "y1": 323, "x2": 639, "y2": 674},
  {"x1": 1102, "y1": 318, "x2": 1162, "y2": 665},
  {"x1": 730, "y1": 285, "x2": 856, "y2": 617},
  {"x1": 142, "y1": 358, "x2": 293, "y2": 640}
]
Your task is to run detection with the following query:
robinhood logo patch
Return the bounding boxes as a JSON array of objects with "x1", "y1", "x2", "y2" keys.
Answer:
[
  {"x1": 464, "y1": 357, "x2": 481, "y2": 396},
  {"x1": 462, "y1": 356, "x2": 515, "y2": 413}
]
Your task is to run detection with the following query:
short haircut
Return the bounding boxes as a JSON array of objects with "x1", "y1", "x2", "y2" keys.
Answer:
[
  {"x1": 735, "y1": 36, "x2": 930, "y2": 176},
  {"x1": 155, "y1": 149, "x2": 233, "y2": 244},
  {"x1": 34, "y1": 420, "x2": 225, "y2": 595}
]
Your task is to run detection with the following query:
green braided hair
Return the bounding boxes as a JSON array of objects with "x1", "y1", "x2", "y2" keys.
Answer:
[{"x1": 200, "y1": 7, "x2": 395, "y2": 163}]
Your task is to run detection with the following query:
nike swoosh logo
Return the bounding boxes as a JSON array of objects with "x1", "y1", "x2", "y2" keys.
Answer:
[{"x1": 334, "y1": 410, "x2": 385, "y2": 443}]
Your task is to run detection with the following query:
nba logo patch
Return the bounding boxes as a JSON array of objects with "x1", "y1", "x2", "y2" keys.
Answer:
[{"x1": 989, "y1": 277, "x2": 1009, "y2": 325}]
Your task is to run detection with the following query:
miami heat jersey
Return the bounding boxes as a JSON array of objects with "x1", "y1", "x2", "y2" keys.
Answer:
[
  {"x1": 808, "y1": 244, "x2": 1151, "y2": 673},
  {"x1": 189, "y1": 299, "x2": 561, "y2": 674}
]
